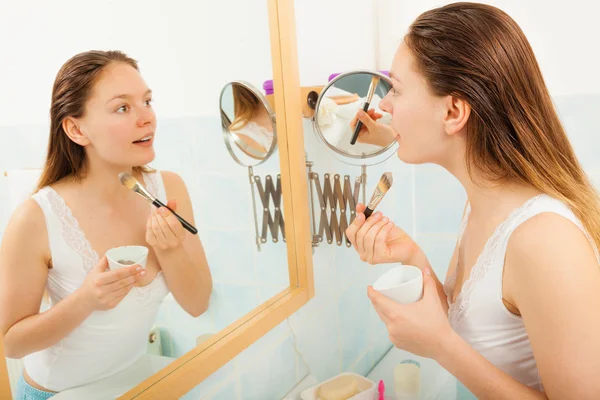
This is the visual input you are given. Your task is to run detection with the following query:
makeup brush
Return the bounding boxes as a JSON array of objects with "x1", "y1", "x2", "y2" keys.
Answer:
[
  {"x1": 119, "y1": 172, "x2": 198, "y2": 235},
  {"x1": 350, "y1": 75, "x2": 380, "y2": 145},
  {"x1": 364, "y1": 172, "x2": 393, "y2": 219}
]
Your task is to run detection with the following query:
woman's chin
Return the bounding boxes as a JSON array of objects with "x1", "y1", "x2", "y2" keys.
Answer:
[
  {"x1": 396, "y1": 147, "x2": 423, "y2": 165},
  {"x1": 136, "y1": 150, "x2": 156, "y2": 166}
]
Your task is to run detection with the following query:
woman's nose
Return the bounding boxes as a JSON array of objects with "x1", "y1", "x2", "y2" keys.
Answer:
[
  {"x1": 380, "y1": 93, "x2": 392, "y2": 114},
  {"x1": 137, "y1": 105, "x2": 155, "y2": 127}
]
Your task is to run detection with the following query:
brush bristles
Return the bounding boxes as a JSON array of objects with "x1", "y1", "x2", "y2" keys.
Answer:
[
  {"x1": 366, "y1": 77, "x2": 380, "y2": 103},
  {"x1": 118, "y1": 172, "x2": 154, "y2": 203},
  {"x1": 367, "y1": 172, "x2": 393, "y2": 210},
  {"x1": 378, "y1": 172, "x2": 393, "y2": 193},
  {"x1": 118, "y1": 172, "x2": 138, "y2": 190}
]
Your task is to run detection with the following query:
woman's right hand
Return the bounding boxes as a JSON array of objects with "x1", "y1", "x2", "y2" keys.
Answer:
[
  {"x1": 350, "y1": 109, "x2": 396, "y2": 147},
  {"x1": 77, "y1": 255, "x2": 146, "y2": 312},
  {"x1": 346, "y1": 204, "x2": 421, "y2": 265}
]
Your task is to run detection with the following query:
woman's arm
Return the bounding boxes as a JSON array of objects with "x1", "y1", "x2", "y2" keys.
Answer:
[
  {"x1": 0, "y1": 200, "x2": 93, "y2": 358},
  {"x1": 504, "y1": 213, "x2": 600, "y2": 398},
  {"x1": 437, "y1": 330, "x2": 548, "y2": 399},
  {"x1": 438, "y1": 212, "x2": 600, "y2": 399},
  {"x1": 153, "y1": 171, "x2": 212, "y2": 317}
]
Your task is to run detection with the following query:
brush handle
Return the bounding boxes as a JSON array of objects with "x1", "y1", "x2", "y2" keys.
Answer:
[
  {"x1": 350, "y1": 103, "x2": 371, "y2": 145},
  {"x1": 364, "y1": 207, "x2": 375, "y2": 219},
  {"x1": 152, "y1": 199, "x2": 198, "y2": 235}
]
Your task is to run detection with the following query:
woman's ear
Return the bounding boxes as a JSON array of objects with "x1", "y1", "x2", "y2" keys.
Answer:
[
  {"x1": 62, "y1": 117, "x2": 90, "y2": 146},
  {"x1": 443, "y1": 95, "x2": 471, "y2": 136}
]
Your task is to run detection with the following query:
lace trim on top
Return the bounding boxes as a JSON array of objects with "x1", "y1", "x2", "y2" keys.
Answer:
[
  {"x1": 233, "y1": 121, "x2": 274, "y2": 149},
  {"x1": 143, "y1": 171, "x2": 158, "y2": 204},
  {"x1": 44, "y1": 187, "x2": 100, "y2": 272},
  {"x1": 42, "y1": 172, "x2": 159, "y2": 274},
  {"x1": 447, "y1": 194, "x2": 545, "y2": 326}
]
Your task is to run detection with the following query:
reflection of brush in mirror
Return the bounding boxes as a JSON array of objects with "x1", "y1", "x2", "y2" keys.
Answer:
[
  {"x1": 350, "y1": 76, "x2": 380, "y2": 145},
  {"x1": 364, "y1": 172, "x2": 393, "y2": 219},
  {"x1": 119, "y1": 172, "x2": 198, "y2": 235}
]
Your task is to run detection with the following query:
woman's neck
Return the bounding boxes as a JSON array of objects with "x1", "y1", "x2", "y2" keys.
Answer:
[
  {"x1": 445, "y1": 155, "x2": 541, "y2": 219},
  {"x1": 74, "y1": 157, "x2": 138, "y2": 205}
]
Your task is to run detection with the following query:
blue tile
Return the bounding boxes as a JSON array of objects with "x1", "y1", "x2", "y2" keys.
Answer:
[
  {"x1": 254, "y1": 240, "x2": 290, "y2": 286},
  {"x1": 157, "y1": 327, "x2": 174, "y2": 358},
  {"x1": 0, "y1": 125, "x2": 47, "y2": 170},
  {"x1": 151, "y1": 120, "x2": 198, "y2": 173},
  {"x1": 368, "y1": 333, "x2": 393, "y2": 369},
  {"x1": 415, "y1": 164, "x2": 466, "y2": 235},
  {"x1": 206, "y1": 382, "x2": 239, "y2": 400},
  {"x1": 202, "y1": 230, "x2": 255, "y2": 284},
  {"x1": 416, "y1": 234, "x2": 458, "y2": 283},
  {"x1": 554, "y1": 94, "x2": 600, "y2": 170},
  {"x1": 288, "y1": 302, "x2": 342, "y2": 381},
  {"x1": 349, "y1": 351, "x2": 374, "y2": 376},
  {"x1": 210, "y1": 283, "x2": 259, "y2": 331},
  {"x1": 235, "y1": 321, "x2": 291, "y2": 369},
  {"x1": 334, "y1": 245, "x2": 370, "y2": 292},
  {"x1": 180, "y1": 361, "x2": 235, "y2": 400},
  {"x1": 290, "y1": 246, "x2": 337, "y2": 326},
  {"x1": 256, "y1": 284, "x2": 288, "y2": 306},
  {"x1": 311, "y1": 246, "x2": 338, "y2": 298},
  {"x1": 238, "y1": 335, "x2": 299, "y2": 400},
  {"x1": 169, "y1": 328, "x2": 198, "y2": 359},
  {"x1": 195, "y1": 174, "x2": 255, "y2": 231},
  {"x1": 338, "y1": 283, "x2": 371, "y2": 370}
]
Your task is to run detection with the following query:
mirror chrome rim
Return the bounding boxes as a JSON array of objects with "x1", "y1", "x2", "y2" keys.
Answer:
[
  {"x1": 312, "y1": 70, "x2": 398, "y2": 163},
  {"x1": 219, "y1": 80, "x2": 277, "y2": 167}
]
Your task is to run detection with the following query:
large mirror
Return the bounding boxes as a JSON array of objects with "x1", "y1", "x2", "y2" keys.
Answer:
[{"x1": 0, "y1": 0, "x2": 307, "y2": 399}]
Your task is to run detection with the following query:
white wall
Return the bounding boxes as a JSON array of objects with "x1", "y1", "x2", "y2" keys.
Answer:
[
  {"x1": 294, "y1": 0, "x2": 378, "y2": 86},
  {"x1": 0, "y1": 0, "x2": 273, "y2": 126},
  {"x1": 376, "y1": 0, "x2": 600, "y2": 96}
]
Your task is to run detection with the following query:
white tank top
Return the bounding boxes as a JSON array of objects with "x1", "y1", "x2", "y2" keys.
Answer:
[
  {"x1": 444, "y1": 194, "x2": 599, "y2": 391},
  {"x1": 233, "y1": 121, "x2": 274, "y2": 150},
  {"x1": 24, "y1": 171, "x2": 170, "y2": 392}
]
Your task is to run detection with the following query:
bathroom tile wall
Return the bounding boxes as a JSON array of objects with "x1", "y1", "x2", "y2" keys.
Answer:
[
  {"x1": 2, "y1": 93, "x2": 598, "y2": 399},
  {"x1": 180, "y1": 93, "x2": 600, "y2": 399}
]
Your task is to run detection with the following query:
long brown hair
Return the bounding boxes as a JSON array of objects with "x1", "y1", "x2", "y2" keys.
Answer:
[
  {"x1": 406, "y1": 2, "x2": 600, "y2": 250},
  {"x1": 230, "y1": 84, "x2": 260, "y2": 131},
  {"x1": 36, "y1": 50, "x2": 145, "y2": 191}
]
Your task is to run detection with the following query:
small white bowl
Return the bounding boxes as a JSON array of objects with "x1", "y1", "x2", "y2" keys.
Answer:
[
  {"x1": 373, "y1": 265, "x2": 423, "y2": 304},
  {"x1": 106, "y1": 246, "x2": 149, "y2": 270}
]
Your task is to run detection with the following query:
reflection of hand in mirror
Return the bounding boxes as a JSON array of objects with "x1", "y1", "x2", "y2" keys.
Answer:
[
  {"x1": 0, "y1": 50, "x2": 213, "y2": 394},
  {"x1": 350, "y1": 108, "x2": 396, "y2": 147},
  {"x1": 230, "y1": 84, "x2": 273, "y2": 155}
]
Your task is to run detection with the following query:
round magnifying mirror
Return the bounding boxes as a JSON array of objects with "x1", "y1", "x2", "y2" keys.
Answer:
[
  {"x1": 220, "y1": 81, "x2": 277, "y2": 167},
  {"x1": 312, "y1": 71, "x2": 397, "y2": 164}
]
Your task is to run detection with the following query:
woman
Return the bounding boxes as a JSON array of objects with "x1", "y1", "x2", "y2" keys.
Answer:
[
  {"x1": 0, "y1": 50, "x2": 212, "y2": 398},
  {"x1": 228, "y1": 83, "x2": 274, "y2": 158},
  {"x1": 347, "y1": 3, "x2": 600, "y2": 399}
]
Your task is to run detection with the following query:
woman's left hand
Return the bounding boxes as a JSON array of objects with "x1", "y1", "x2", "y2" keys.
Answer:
[
  {"x1": 146, "y1": 200, "x2": 186, "y2": 251},
  {"x1": 368, "y1": 267, "x2": 453, "y2": 360}
]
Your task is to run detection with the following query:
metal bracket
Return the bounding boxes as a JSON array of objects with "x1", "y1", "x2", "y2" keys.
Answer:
[
  {"x1": 247, "y1": 167, "x2": 286, "y2": 251},
  {"x1": 307, "y1": 161, "x2": 365, "y2": 247},
  {"x1": 255, "y1": 174, "x2": 286, "y2": 245}
]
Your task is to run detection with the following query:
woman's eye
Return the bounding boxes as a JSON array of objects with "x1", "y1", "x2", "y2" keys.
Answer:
[{"x1": 117, "y1": 105, "x2": 129, "y2": 113}]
